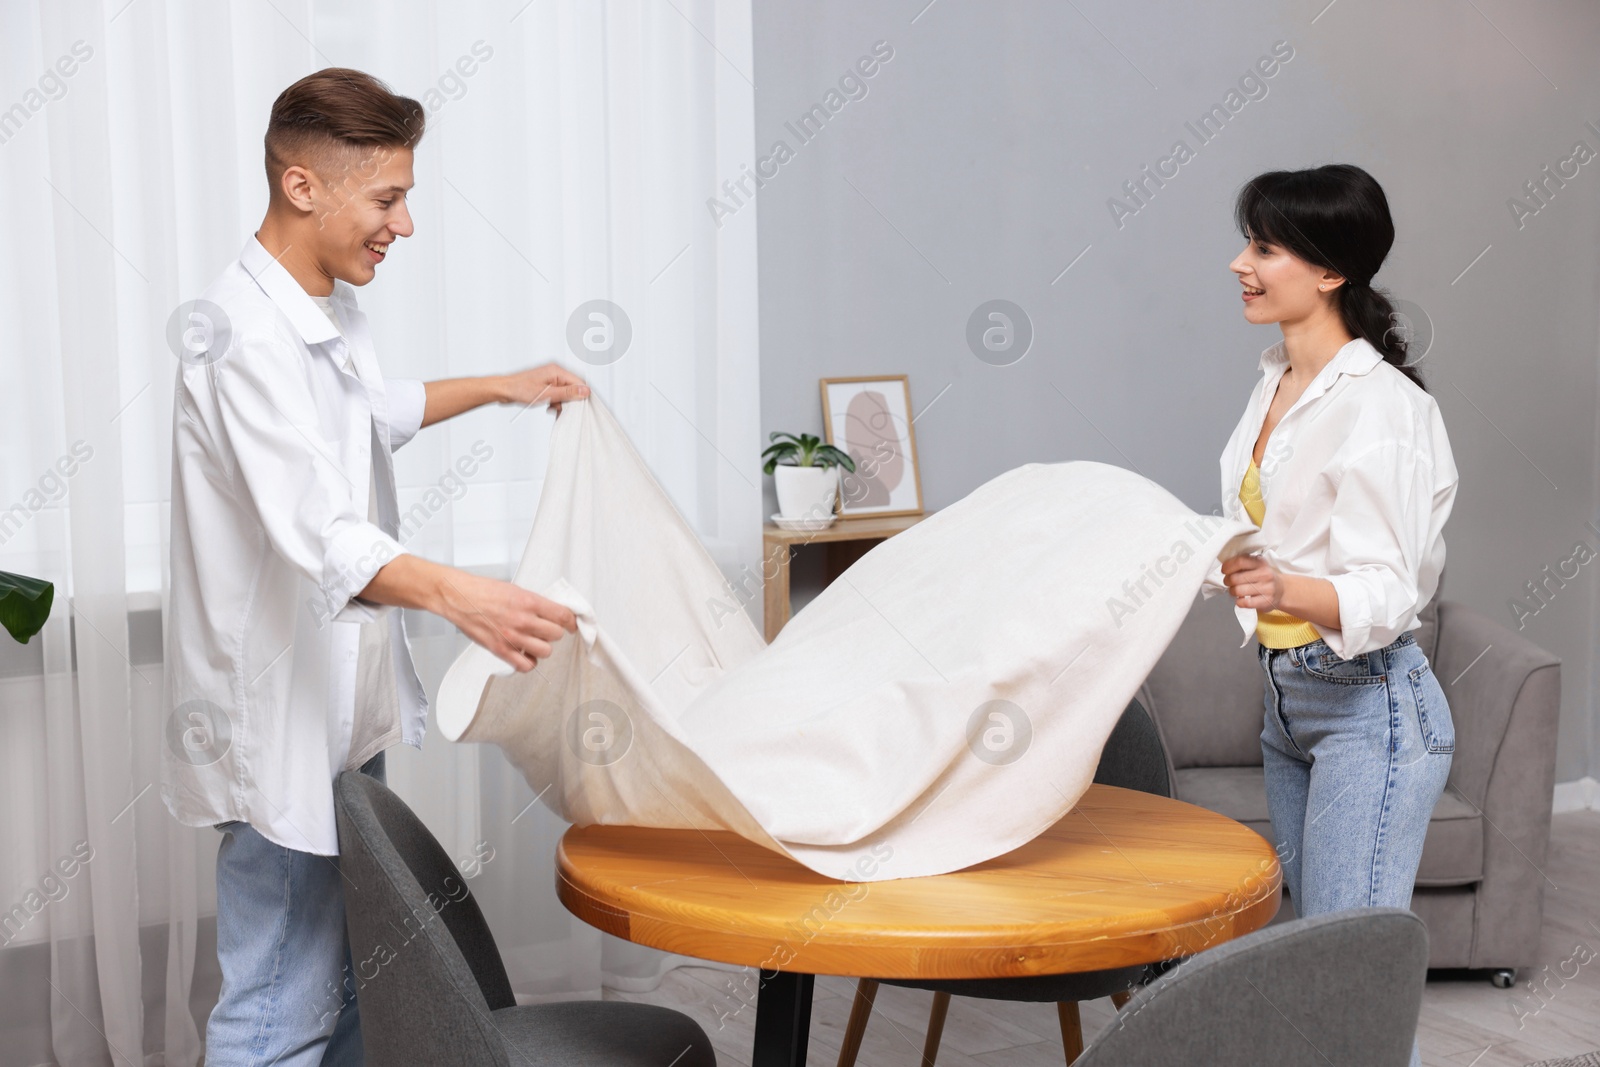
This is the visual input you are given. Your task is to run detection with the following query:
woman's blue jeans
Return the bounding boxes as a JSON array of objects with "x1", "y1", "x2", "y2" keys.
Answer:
[{"x1": 1259, "y1": 631, "x2": 1451, "y2": 1067}]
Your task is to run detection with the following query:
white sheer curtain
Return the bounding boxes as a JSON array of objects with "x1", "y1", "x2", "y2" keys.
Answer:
[{"x1": 0, "y1": 0, "x2": 759, "y2": 1062}]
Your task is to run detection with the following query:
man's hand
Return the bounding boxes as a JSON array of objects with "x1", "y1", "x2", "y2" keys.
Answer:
[
  {"x1": 434, "y1": 569, "x2": 578, "y2": 672},
  {"x1": 357, "y1": 555, "x2": 576, "y2": 672},
  {"x1": 1222, "y1": 552, "x2": 1284, "y2": 612},
  {"x1": 421, "y1": 365, "x2": 590, "y2": 428},
  {"x1": 500, "y1": 363, "x2": 589, "y2": 416}
]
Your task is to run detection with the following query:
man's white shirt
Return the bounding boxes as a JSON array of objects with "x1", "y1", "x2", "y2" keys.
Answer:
[
  {"x1": 1204, "y1": 337, "x2": 1459, "y2": 659},
  {"x1": 163, "y1": 236, "x2": 428, "y2": 855},
  {"x1": 309, "y1": 291, "x2": 404, "y2": 775}
]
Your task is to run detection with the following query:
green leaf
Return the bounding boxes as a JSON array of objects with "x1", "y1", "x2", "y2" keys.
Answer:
[
  {"x1": 763, "y1": 432, "x2": 853, "y2": 471},
  {"x1": 762, "y1": 439, "x2": 800, "y2": 475},
  {"x1": 763, "y1": 431, "x2": 833, "y2": 473},
  {"x1": 0, "y1": 571, "x2": 54, "y2": 644},
  {"x1": 816, "y1": 445, "x2": 857, "y2": 472}
]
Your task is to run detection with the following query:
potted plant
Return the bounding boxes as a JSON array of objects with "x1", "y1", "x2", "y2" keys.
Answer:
[
  {"x1": 761, "y1": 431, "x2": 856, "y2": 523},
  {"x1": 0, "y1": 571, "x2": 53, "y2": 644}
]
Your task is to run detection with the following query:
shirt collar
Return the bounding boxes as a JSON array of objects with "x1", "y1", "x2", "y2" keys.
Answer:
[
  {"x1": 239, "y1": 235, "x2": 346, "y2": 347},
  {"x1": 1258, "y1": 336, "x2": 1383, "y2": 377},
  {"x1": 1258, "y1": 337, "x2": 1383, "y2": 411}
]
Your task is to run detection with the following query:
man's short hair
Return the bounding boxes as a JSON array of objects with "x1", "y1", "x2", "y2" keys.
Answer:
[{"x1": 264, "y1": 68, "x2": 424, "y2": 197}]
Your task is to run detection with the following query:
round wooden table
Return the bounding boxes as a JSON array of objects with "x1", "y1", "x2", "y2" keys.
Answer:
[{"x1": 557, "y1": 784, "x2": 1281, "y2": 1066}]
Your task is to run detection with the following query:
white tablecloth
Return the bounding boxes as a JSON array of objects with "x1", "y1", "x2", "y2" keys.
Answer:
[{"x1": 437, "y1": 397, "x2": 1257, "y2": 881}]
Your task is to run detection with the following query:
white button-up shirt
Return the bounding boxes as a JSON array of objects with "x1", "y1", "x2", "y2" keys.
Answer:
[
  {"x1": 1203, "y1": 337, "x2": 1459, "y2": 659},
  {"x1": 162, "y1": 236, "x2": 428, "y2": 855}
]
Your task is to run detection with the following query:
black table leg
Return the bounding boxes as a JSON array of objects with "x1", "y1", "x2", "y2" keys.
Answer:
[{"x1": 752, "y1": 970, "x2": 814, "y2": 1067}]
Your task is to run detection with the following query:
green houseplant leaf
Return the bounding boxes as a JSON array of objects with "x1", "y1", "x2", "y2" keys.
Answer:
[
  {"x1": 0, "y1": 571, "x2": 54, "y2": 644},
  {"x1": 762, "y1": 431, "x2": 858, "y2": 475},
  {"x1": 814, "y1": 444, "x2": 857, "y2": 472}
]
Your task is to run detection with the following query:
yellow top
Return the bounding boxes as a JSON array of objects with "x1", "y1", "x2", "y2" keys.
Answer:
[{"x1": 1240, "y1": 459, "x2": 1321, "y2": 649}]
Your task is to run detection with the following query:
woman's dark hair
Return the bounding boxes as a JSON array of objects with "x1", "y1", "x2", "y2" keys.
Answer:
[{"x1": 1234, "y1": 164, "x2": 1423, "y2": 390}]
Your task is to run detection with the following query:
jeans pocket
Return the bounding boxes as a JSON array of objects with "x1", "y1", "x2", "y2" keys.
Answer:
[
  {"x1": 1294, "y1": 641, "x2": 1387, "y2": 685},
  {"x1": 1408, "y1": 663, "x2": 1455, "y2": 753}
]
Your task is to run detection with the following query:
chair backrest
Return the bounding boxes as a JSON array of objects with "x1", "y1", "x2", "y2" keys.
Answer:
[
  {"x1": 1092, "y1": 698, "x2": 1172, "y2": 798},
  {"x1": 1075, "y1": 908, "x2": 1428, "y2": 1067},
  {"x1": 334, "y1": 771, "x2": 517, "y2": 1066}
]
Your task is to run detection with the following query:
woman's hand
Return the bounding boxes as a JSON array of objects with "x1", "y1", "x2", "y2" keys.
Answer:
[
  {"x1": 1222, "y1": 556, "x2": 1343, "y2": 629},
  {"x1": 1222, "y1": 552, "x2": 1285, "y2": 612},
  {"x1": 500, "y1": 363, "x2": 590, "y2": 415}
]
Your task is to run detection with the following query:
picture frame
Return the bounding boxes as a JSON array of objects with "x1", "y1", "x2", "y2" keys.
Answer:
[{"x1": 819, "y1": 375, "x2": 924, "y2": 519}]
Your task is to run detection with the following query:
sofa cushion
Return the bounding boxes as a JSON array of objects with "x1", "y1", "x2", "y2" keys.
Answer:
[
  {"x1": 1140, "y1": 595, "x2": 1267, "y2": 770},
  {"x1": 1174, "y1": 766, "x2": 1484, "y2": 887}
]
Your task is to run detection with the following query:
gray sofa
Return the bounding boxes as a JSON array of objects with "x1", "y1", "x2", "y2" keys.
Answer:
[{"x1": 1136, "y1": 589, "x2": 1561, "y2": 982}]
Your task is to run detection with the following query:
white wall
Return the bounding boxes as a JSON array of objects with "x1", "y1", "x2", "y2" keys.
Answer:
[{"x1": 751, "y1": 0, "x2": 1600, "y2": 783}]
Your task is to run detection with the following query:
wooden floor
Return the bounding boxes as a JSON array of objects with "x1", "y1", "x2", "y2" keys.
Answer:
[{"x1": 606, "y1": 810, "x2": 1600, "y2": 1066}]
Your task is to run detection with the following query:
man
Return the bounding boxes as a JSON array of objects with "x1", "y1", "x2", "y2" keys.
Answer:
[{"x1": 161, "y1": 68, "x2": 585, "y2": 1065}]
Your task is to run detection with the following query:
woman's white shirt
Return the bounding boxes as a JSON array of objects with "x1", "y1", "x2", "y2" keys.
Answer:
[{"x1": 1203, "y1": 337, "x2": 1458, "y2": 659}]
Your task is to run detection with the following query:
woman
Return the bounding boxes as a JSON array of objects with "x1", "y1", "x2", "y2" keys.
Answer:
[{"x1": 1211, "y1": 164, "x2": 1458, "y2": 1063}]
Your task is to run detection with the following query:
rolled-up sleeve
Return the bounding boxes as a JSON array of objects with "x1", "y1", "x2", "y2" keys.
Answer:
[
  {"x1": 209, "y1": 332, "x2": 407, "y2": 625},
  {"x1": 386, "y1": 377, "x2": 426, "y2": 451},
  {"x1": 1321, "y1": 442, "x2": 1435, "y2": 658}
]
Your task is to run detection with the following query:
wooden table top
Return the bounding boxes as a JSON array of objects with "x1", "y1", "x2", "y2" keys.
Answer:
[
  {"x1": 556, "y1": 785, "x2": 1281, "y2": 979},
  {"x1": 761, "y1": 512, "x2": 926, "y2": 546}
]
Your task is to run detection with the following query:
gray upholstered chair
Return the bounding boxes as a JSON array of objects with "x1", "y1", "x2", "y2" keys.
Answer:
[
  {"x1": 333, "y1": 772, "x2": 717, "y2": 1066},
  {"x1": 1074, "y1": 908, "x2": 1430, "y2": 1066},
  {"x1": 836, "y1": 700, "x2": 1171, "y2": 1067},
  {"x1": 1137, "y1": 588, "x2": 1562, "y2": 986}
]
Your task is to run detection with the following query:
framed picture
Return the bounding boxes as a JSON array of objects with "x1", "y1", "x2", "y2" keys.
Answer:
[{"x1": 819, "y1": 375, "x2": 924, "y2": 518}]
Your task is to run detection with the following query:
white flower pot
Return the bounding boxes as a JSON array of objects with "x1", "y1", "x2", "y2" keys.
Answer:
[{"x1": 774, "y1": 464, "x2": 839, "y2": 521}]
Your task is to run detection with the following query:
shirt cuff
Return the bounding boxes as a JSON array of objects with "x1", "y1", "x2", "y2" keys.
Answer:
[
  {"x1": 387, "y1": 378, "x2": 427, "y2": 451},
  {"x1": 321, "y1": 522, "x2": 407, "y2": 624},
  {"x1": 1322, "y1": 572, "x2": 1372, "y2": 658}
]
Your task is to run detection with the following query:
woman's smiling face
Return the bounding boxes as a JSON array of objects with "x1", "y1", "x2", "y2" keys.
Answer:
[{"x1": 1230, "y1": 232, "x2": 1338, "y2": 326}]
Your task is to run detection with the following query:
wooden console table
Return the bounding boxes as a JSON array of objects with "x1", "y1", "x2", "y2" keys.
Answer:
[{"x1": 760, "y1": 513, "x2": 927, "y2": 641}]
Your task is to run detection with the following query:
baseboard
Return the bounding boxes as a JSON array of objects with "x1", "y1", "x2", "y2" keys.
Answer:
[{"x1": 1552, "y1": 776, "x2": 1600, "y2": 813}]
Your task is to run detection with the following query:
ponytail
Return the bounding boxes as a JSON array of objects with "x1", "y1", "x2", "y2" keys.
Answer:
[{"x1": 1338, "y1": 282, "x2": 1425, "y2": 391}]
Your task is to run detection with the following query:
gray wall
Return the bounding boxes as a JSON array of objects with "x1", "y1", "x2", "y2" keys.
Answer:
[{"x1": 753, "y1": 0, "x2": 1600, "y2": 783}]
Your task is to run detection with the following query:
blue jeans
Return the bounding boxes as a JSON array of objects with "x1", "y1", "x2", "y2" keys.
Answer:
[
  {"x1": 1259, "y1": 632, "x2": 1450, "y2": 1067},
  {"x1": 205, "y1": 753, "x2": 384, "y2": 1067}
]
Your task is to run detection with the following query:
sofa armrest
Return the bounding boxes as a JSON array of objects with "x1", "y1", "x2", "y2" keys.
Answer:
[{"x1": 1429, "y1": 600, "x2": 1561, "y2": 968}]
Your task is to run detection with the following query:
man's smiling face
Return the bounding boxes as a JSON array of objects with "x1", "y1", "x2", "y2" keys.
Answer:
[{"x1": 307, "y1": 144, "x2": 415, "y2": 288}]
